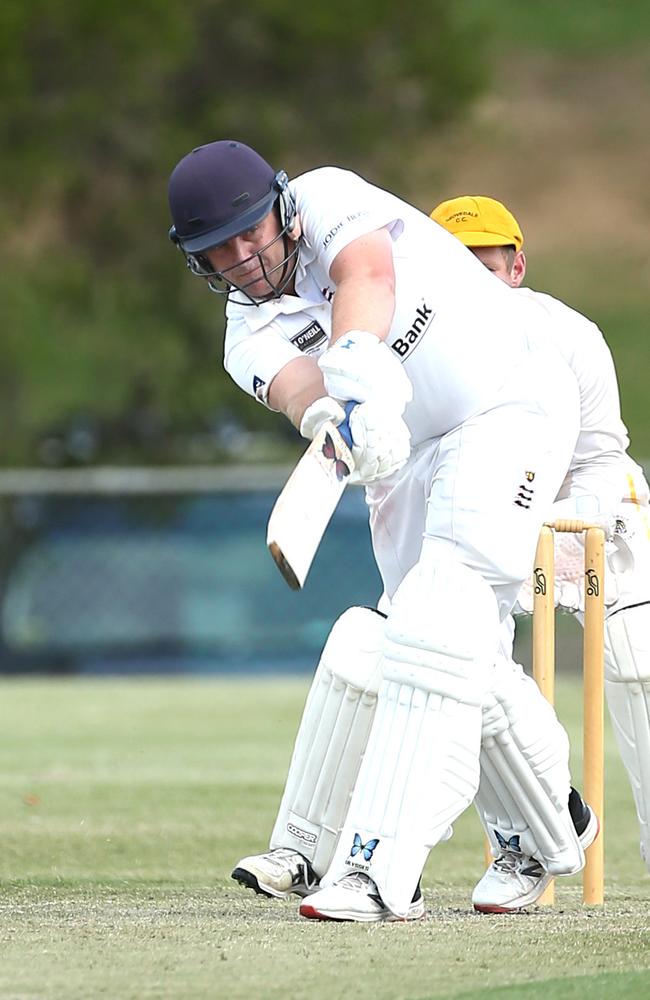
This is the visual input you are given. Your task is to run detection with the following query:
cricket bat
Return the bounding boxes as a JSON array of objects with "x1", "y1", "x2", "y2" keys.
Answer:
[{"x1": 267, "y1": 421, "x2": 355, "y2": 590}]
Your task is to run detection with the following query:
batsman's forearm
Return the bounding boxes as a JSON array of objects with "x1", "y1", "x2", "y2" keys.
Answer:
[
  {"x1": 330, "y1": 274, "x2": 395, "y2": 345},
  {"x1": 267, "y1": 356, "x2": 327, "y2": 429}
]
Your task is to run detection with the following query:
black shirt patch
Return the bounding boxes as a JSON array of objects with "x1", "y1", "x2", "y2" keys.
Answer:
[{"x1": 291, "y1": 321, "x2": 327, "y2": 355}]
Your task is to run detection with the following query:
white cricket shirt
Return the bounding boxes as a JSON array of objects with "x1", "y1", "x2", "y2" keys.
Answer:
[
  {"x1": 513, "y1": 288, "x2": 642, "y2": 507},
  {"x1": 224, "y1": 167, "x2": 570, "y2": 447}
]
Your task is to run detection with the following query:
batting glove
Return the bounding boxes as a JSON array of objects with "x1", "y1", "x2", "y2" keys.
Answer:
[
  {"x1": 347, "y1": 400, "x2": 411, "y2": 484},
  {"x1": 299, "y1": 396, "x2": 347, "y2": 441},
  {"x1": 318, "y1": 330, "x2": 413, "y2": 413}
]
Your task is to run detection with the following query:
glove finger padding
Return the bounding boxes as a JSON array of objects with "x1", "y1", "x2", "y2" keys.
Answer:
[
  {"x1": 348, "y1": 401, "x2": 411, "y2": 485},
  {"x1": 318, "y1": 330, "x2": 413, "y2": 412},
  {"x1": 299, "y1": 396, "x2": 347, "y2": 441}
]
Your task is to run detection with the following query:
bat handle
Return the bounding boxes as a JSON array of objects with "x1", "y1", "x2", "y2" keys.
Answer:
[{"x1": 337, "y1": 400, "x2": 359, "y2": 450}]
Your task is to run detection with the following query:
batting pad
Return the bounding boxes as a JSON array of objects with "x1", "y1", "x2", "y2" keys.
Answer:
[
  {"x1": 605, "y1": 605, "x2": 650, "y2": 870},
  {"x1": 476, "y1": 657, "x2": 583, "y2": 875},
  {"x1": 269, "y1": 606, "x2": 384, "y2": 876},
  {"x1": 322, "y1": 547, "x2": 500, "y2": 918}
]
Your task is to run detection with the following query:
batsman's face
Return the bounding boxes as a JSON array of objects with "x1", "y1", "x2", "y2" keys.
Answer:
[
  {"x1": 471, "y1": 246, "x2": 526, "y2": 287},
  {"x1": 205, "y1": 210, "x2": 291, "y2": 298}
]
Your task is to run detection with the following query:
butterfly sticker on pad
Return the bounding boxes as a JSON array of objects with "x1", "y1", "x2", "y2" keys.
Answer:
[
  {"x1": 494, "y1": 831, "x2": 522, "y2": 854},
  {"x1": 350, "y1": 833, "x2": 380, "y2": 861}
]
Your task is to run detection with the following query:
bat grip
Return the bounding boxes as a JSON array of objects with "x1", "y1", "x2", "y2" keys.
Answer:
[{"x1": 337, "y1": 400, "x2": 359, "y2": 449}]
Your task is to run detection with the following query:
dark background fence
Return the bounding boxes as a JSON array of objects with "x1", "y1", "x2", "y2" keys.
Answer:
[
  {"x1": 0, "y1": 468, "x2": 381, "y2": 674},
  {"x1": 0, "y1": 467, "x2": 591, "y2": 677}
]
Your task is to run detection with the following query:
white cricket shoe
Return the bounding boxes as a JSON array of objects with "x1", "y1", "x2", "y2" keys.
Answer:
[
  {"x1": 299, "y1": 871, "x2": 425, "y2": 922},
  {"x1": 231, "y1": 848, "x2": 319, "y2": 899},
  {"x1": 472, "y1": 851, "x2": 552, "y2": 913},
  {"x1": 473, "y1": 800, "x2": 600, "y2": 914}
]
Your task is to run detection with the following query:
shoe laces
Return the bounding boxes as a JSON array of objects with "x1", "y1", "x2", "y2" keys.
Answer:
[
  {"x1": 493, "y1": 851, "x2": 526, "y2": 874},
  {"x1": 267, "y1": 848, "x2": 305, "y2": 873},
  {"x1": 267, "y1": 848, "x2": 318, "y2": 889},
  {"x1": 342, "y1": 871, "x2": 375, "y2": 893},
  {"x1": 493, "y1": 851, "x2": 544, "y2": 879}
]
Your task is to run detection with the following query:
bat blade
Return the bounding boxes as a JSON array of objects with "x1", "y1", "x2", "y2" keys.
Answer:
[{"x1": 267, "y1": 422, "x2": 354, "y2": 589}]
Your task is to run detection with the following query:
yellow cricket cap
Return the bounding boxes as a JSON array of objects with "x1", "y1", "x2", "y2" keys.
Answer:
[{"x1": 430, "y1": 195, "x2": 523, "y2": 251}]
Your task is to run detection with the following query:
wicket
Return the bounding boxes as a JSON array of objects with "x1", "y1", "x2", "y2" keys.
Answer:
[{"x1": 532, "y1": 519, "x2": 606, "y2": 905}]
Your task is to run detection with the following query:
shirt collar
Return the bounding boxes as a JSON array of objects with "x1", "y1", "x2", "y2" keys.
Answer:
[{"x1": 226, "y1": 272, "x2": 327, "y2": 333}]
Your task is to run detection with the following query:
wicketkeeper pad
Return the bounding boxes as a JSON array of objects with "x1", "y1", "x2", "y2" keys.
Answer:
[
  {"x1": 605, "y1": 604, "x2": 650, "y2": 870},
  {"x1": 269, "y1": 606, "x2": 384, "y2": 876}
]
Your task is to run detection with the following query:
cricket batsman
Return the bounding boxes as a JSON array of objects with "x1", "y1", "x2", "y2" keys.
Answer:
[{"x1": 168, "y1": 141, "x2": 589, "y2": 920}]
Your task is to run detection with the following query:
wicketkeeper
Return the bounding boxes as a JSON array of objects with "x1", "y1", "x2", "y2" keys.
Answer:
[
  {"x1": 431, "y1": 194, "x2": 650, "y2": 904},
  {"x1": 168, "y1": 141, "x2": 590, "y2": 921}
]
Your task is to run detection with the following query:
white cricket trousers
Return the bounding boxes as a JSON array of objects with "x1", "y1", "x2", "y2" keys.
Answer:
[{"x1": 367, "y1": 350, "x2": 581, "y2": 619}]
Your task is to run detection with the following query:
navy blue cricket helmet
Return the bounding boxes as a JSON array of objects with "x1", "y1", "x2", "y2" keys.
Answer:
[{"x1": 168, "y1": 140, "x2": 298, "y2": 304}]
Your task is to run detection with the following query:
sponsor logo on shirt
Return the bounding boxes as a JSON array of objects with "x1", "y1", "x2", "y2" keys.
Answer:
[
  {"x1": 253, "y1": 375, "x2": 266, "y2": 400},
  {"x1": 321, "y1": 211, "x2": 370, "y2": 249},
  {"x1": 291, "y1": 320, "x2": 327, "y2": 354},
  {"x1": 514, "y1": 471, "x2": 535, "y2": 509},
  {"x1": 391, "y1": 302, "x2": 435, "y2": 359}
]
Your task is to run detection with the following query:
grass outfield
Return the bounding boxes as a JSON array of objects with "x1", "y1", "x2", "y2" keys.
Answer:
[{"x1": 0, "y1": 676, "x2": 649, "y2": 1000}]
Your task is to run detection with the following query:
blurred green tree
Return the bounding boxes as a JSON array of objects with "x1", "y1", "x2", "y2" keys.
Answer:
[{"x1": 0, "y1": 0, "x2": 487, "y2": 465}]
